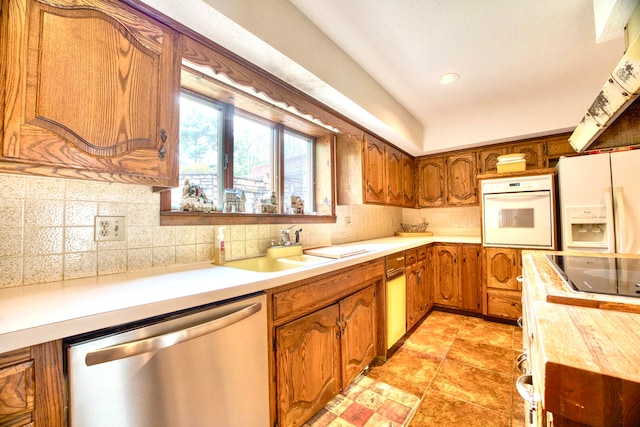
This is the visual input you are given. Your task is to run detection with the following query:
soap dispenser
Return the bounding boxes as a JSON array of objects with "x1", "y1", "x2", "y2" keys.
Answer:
[{"x1": 214, "y1": 227, "x2": 226, "y2": 265}]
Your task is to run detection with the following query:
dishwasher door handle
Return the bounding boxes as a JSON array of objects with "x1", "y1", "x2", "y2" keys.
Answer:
[{"x1": 85, "y1": 302, "x2": 262, "y2": 366}]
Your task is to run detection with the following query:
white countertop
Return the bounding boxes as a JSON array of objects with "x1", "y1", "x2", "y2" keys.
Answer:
[{"x1": 0, "y1": 235, "x2": 480, "y2": 353}]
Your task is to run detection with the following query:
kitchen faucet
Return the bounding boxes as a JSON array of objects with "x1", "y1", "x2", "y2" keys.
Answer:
[{"x1": 281, "y1": 225, "x2": 302, "y2": 246}]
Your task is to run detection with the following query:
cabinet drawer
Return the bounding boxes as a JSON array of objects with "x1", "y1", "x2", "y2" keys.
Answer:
[
  {"x1": 487, "y1": 290, "x2": 522, "y2": 320},
  {"x1": 272, "y1": 259, "x2": 384, "y2": 324},
  {"x1": 405, "y1": 249, "x2": 418, "y2": 266},
  {"x1": 0, "y1": 360, "x2": 35, "y2": 419}
]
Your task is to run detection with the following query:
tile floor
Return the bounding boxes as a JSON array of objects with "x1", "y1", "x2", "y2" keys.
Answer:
[{"x1": 366, "y1": 310, "x2": 525, "y2": 427}]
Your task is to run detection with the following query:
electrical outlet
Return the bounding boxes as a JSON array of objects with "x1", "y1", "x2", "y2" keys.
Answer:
[{"x1": 94, "y1": 216, "x2": 126, "y2": 241}]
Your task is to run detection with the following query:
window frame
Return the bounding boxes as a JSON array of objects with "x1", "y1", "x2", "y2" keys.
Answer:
[{"x1": 160, "y1": 77, "x2": 336, "y2": 225}]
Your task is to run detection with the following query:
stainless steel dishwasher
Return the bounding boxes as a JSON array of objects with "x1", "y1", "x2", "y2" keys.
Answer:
[{"x1": 65, "y1": 292, "x2": 269, "y2": 427}]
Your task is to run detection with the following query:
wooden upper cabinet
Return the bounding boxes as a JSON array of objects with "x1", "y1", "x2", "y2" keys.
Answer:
[
  {"x1": 402, "y1": 154, "x2": 415, "y2": 207},
  {"x1": 446, "y1": 153, "x2": 477, "y2": 206},
  {"x1": 385, "y1": 145, "x2": 403, "y2": 206},
  {"x1": 363, "y1": 134, "x2": 386, "y2": 204},
  {"x1": 2, "y1": 0, "x2": 181, "y2": 186},
  {"x1": 478, "y1": 140, "x2": 546, "y2": 174},
  {"x1": 416, "y1": 156, "x2": 445, "y2": 207},
  {"x1": 511, "y1": 141, "x2": 545, "y2": 170},
  {"x1": 545, "y1": 134, "x2": 576, "y2": 160},
  {"x1": 478, "y1": 146, "x2": 509, "y2": 175}
]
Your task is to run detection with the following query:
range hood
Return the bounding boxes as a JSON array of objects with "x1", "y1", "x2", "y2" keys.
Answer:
[{"x1": 570, "y1": 2, "x2": 640, "y2": 152}]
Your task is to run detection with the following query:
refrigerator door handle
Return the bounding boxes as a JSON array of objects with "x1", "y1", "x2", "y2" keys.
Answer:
[
  {"x1": 614, "y1": 186, "x2": 626, "y2": 253},
  {"x1": 604, "y1": 186, "x2": 616, "y2": 253},
  {"x1": 84, "y1": 302, "x2": 262, "y2": 366}
]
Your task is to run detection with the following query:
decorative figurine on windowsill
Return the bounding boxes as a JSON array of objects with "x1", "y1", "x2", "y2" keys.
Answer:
[
  {"x1": 179, "y1": 179, "x2": 215, "y2": 212},
  {"x1": 289, "y1": 194, "x2": 304, "y2": 214}
]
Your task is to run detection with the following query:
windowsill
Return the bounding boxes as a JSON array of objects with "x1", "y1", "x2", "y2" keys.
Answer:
[{"x1": 160, "y1": 211, "x2": 337, "y2": 226}]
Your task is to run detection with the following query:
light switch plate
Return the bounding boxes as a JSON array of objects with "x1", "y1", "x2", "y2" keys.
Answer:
[{"x1": 94, "y1": 216, "x2": 126, "y2": 241}]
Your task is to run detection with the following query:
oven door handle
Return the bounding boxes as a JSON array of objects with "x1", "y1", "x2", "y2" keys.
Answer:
[
  {"x1": 484, "y1": 192, "x2": 549, "y2": 202},
  {"x1": 84, "y1": 302, "x2": 262, "y2": 366}
]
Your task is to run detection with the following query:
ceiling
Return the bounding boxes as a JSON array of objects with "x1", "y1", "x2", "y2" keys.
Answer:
[
  {"x1": 287, "y1": 0, "x2": 627, "y2": 153},
  {"x1": 141, "y1": 0, "x2": 633, "y2": 155}
]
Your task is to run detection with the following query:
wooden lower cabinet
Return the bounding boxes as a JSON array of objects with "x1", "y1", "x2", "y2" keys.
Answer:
[
  {"x1": 484, "y1": 247, "x2": 523, "y2": 320},
  {"x1": 270, "y1": 261, "x2": 383, "y2": 427},
  {"x1": 406, "y1": 246, "x2": 432, "y2": 331},
  {"x1": 276, "y1": 304, "x2": 341, "y2": 427},
  {"x1": 433, "y1": 244, "x2": 481, "y2": 313},
  {"x1": 0, "y1": 340, "x2": 64, "y2": 427}
]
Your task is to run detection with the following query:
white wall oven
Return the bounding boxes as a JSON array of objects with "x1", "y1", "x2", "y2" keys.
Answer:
[{"x1": 481, "y1": 174, "x2": 556, "y2": 250}]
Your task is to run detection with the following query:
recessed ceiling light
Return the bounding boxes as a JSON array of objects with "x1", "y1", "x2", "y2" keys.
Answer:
[{"x1": 439, "y1": 73, "x2": 460, "y2": 85}]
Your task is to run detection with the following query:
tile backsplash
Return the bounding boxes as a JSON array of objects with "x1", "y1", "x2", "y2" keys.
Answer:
[{"x1": 0, "y1": 174, "x2": 479, "y2": 288}]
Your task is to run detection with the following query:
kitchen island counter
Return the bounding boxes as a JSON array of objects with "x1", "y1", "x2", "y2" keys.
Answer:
[
  {"x1": 0, "y1": 234, "x2": 479, "y2": 353},
  {"x1": 521, "y1": 251, "x2": 640, "y2": 425}
]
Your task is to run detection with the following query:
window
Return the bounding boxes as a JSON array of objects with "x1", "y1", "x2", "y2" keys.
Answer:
[
  {"x1": 171, "y1": 92, "x2": 224, "y2": 210},
  {"x1": 170, "y1": 91, "x2": 321, "y2": 217}
]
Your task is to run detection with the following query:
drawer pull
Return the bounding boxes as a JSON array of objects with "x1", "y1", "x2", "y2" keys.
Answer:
[
  {"x1": 517, "y1": 317, "x2": 523, "y2": 328},
  {"x1": 516, "y1": 374, "x2": 534, "y2": 402}
]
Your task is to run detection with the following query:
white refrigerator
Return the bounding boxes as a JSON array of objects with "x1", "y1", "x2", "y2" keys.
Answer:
[{"x1": 557, "y1": 150, "x2": 640, "y2": 254}]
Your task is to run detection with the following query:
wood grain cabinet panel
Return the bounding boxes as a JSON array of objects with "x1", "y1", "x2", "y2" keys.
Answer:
[
  {"x1": 385, "y1": 145, "x2": 403, "y2": 206},
  {"x1": 485, "y1": 247, "x2": 521, "y2": 290},
  {"x1": 276, "y1": 305, "x2": 341, "y2": 427},
  {"x1": 363, "y1": 134, "x2": 386, "y2": 204},
  {"x1": 432, "y1": 244, "x2": 481, "y2": 312},
  {"x1": 2, "y1": 0, "x2": 181, "y2": 186},
  {"x1": 271, "y1": 263, "x2": 382, "y2": 427},
  {"x1": 433, "y1": 245, "x2": 459, "y2": 307},
  {"x1": 340, "y1": 286, "x2": 377, "y2": 386},
  {"x1": 416, "y1": 156, "x2": 446, "y2": 207},
  {"x1": 460, "y1": 245, "x2": 482, "y2": 313},
  {"x1": 0, "y1": 341, "x2": 64, "y2": 427},
  {"x1": 446, "y1": 153, "x2": 478, "y2": 206},
  {"x1": 484, "y1": 247, "x2": 523, "y2": 320},
  {"x1": 401, "y1": 154, "x2": 416, "y2": 207}
]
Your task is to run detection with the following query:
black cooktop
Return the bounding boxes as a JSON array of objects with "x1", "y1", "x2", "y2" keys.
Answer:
[{"x1": 547, "y1": 255, "x2": 640, "y2": 298}]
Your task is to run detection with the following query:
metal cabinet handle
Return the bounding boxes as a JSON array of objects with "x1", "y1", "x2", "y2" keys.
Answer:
[
  {"x1": 159, "y1": 128, "x2": 167, "y2": 160},
  {"x1": 85, "y1": 302, "x2": 262, "y2": 366},
  {"x1": 517, "y1": 353, "x2": 529, "y2": 374},
  {"x1": 516, "y1": 374, "x2": 534, "y2": 402},
  {"x1": 516, "y1": 275, "x2": 524, "y2": 283},
  {"x1": 517, "y1": 317, "x2": 523, "y2": 328}
]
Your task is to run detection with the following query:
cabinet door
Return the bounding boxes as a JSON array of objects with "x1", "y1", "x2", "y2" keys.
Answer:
[
  {"x1": 416, "y1": 156, "x2": 445, "y2": 207},
  {"x1": 385, "y1": 145, "x2": 403, "y2": 205},
  {"x1": 3, "y1": 0, "x2": 180, "y2": 186},
  {"x1": 424, "y1": 246, "x2": 434, "y2": 311},
  {"x1": 433, "y1": 245, "x2": 459, "y2": 307},
  {"x1": 340, "y1": 286, "x2": 377, "y2": 386},
  {"x1": 415, "y1": 258, "x2": 429, "y2": 320},
  {"x1": 478, "y1": 147, "x2": 509, "y2": 174},
  {"x1": 276, "y1": 304, "x2": 341, "y2": 427},
  {"x1": 402, "y1": 154, "x2": 416, "y2": 207},
  {"x1": 510, "y1": 142, "x2": 545, "y2": 170},
  {"x1": 485, "y1": 247, "x2": 520, "y2": 290},
  {"x1": 447, "y1": 153, "x2": 478, "y2": 206},
  {"x1": 405, "y1": 263, "x2": 419, "y2": 331},
  {"x1": 460, "y1": 245, "x2": 481, "y2": 313},
  {"x1": 363, "y1": 134, "x2": 386, "y2": 204}
]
